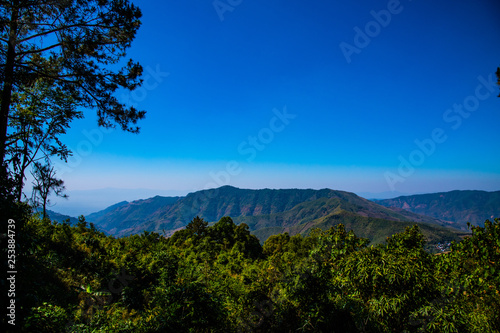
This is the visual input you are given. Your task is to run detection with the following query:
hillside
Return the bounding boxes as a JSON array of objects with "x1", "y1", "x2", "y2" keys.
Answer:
[
  {"x1": 250, "y1": 210, "x2": 465, "y2": 250},
  {"x1": 45, "y1": 209, "x2": 79, "y2": 225},
  {"x1": 85, "y1": 186, "x2": 461, "y2": 246},
  {"x1": 374, "y1": 190, "x2": 500, "y2": 228},
  {"x1": 86, "y1": 196, "x2": 181, "y2": 235}
]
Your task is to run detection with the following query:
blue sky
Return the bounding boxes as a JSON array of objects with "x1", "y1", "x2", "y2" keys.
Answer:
[{"x1": 51, "y1": 0, "x2": 500, "y2": 213}]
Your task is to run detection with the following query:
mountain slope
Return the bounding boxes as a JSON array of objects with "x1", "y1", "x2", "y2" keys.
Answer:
[
  {"x1": 45, "y1": 209, "x2": 79, "y2": 225},
  {"x1": 231, "y1": 195, "x2": 450, "y2": 231},
  {"x1": 374, "y1": 190, "x2": 500, "y2": 228},
  {"x1": 86, "y1": 200, "x2": 129, "y2": 222},
  {"x1": 86, "y1": 196, "x2": 181, "y2": 235},
  {"x1": 86, "y1": 186, "x2": 449, "y2": 238},
  {"x1": 252, "y1": 210, "x2": 465, "y2": 249}
]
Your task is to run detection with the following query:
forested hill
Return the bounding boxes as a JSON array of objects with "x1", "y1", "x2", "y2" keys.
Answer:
[
  {"x1": 374, "y1": 190, "x2": 500, "y2": 228},
  {"x1": 85, "y1": 186, "x2": 455, "y2": 241}
]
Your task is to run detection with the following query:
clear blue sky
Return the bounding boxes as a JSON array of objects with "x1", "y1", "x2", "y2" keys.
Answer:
[{"x1": 54, "y1": 0, "x2": 500, "y2": 205}]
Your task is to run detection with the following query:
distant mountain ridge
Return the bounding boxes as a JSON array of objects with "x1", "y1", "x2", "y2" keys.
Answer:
[
  {"x1": 374, "y1": 190, "x2": 500, "y2": 228},
  {"x1": 87, "y1": 196, "x2": 181, "y2": 235},
  {"x1": 84, "y1": 186, "x2": 462, "y2": 246},
  {"x1": 44, "y1": 209, "x2": 79, "y2": 225}
]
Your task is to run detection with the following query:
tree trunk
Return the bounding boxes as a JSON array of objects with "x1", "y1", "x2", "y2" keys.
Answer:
[
  {"x1": 0, "y1": 2, "x2": 19, "y2": 166},
  {"x1": 16, "y1": 138, "x2": 29, "y2": 202},
  {"x1": 42, "y1": 191, "x2": 48, "y2": 219}
]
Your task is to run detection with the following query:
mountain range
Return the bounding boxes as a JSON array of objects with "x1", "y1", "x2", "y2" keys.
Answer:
[
  {"x1": 85, "y1": 186, "x2": 438, "y2": 235},
  {"x1": 374, "y1": 190, "x2": 500, "y2": 227},
  {"x1": 60, "y1": 186, "x2": 499, "y2": 247}
]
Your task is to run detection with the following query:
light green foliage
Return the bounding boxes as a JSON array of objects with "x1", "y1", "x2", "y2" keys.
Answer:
[
  {"x1": 24, "y1": 302, "x2": 69, "y2": 333},
  {"x1": 335, "y1": 226, "x2": 438, "y2": 331},
  {"x1": 429, "y1": 218, "x2": 500, "y2": 332}
]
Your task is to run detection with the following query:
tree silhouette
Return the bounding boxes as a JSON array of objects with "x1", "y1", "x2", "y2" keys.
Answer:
[
  {"x1": 496, "y1": 66, "x2": 500, "y2": 97},
  {"x1": 7, "y1": 78, "x2": 81, "y2": 201},
  {"x1": 186, "y1": 216, "x2": 208, "y2": 237},
  {"x1": 0, "y1": 0, "x2": 145, "y2": 169},
  {"x1": 31, "y1": 161, "x2": 67, "y2": 219}
]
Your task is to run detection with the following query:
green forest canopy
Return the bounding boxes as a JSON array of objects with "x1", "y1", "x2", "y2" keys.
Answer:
[{"x1": 8, "y1": 210, "x2": 500, "y2": 332}]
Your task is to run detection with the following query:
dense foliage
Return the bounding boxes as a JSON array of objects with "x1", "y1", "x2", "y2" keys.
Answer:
[{"x1": 5, "y1": 211, "x2": 500, "y2": 332}]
